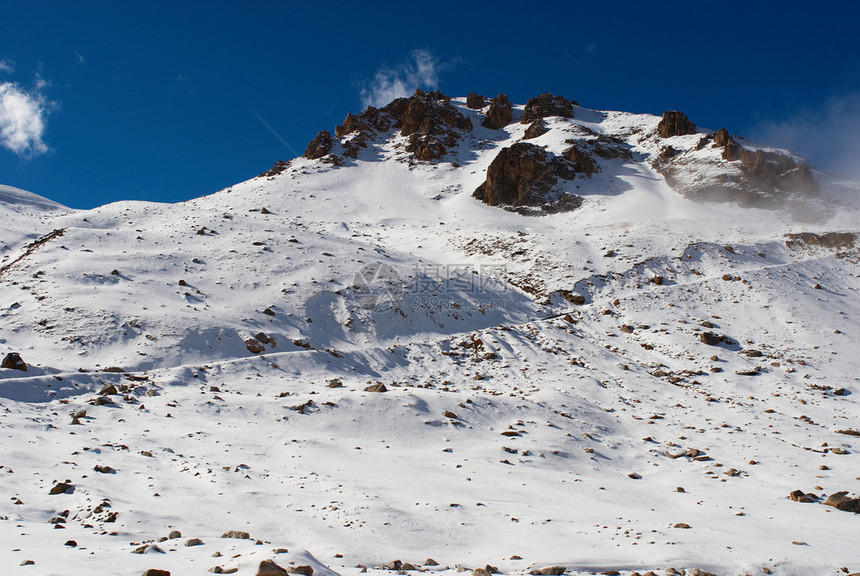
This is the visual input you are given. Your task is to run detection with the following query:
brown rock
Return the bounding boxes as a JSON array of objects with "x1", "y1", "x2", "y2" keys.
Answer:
[
  {"x1": 1, "y1": 352, "x2": 27, "y2": 371},
  {"x1": 521, "y1": 93, "x2": 574, "y2": 124},
  {"x1": 657, "y1": 111, "x2": 697, "y2": 138},
  {"x1": 303, "y1": 131, "x2": 332, "y2": 160},
  {"x1": 789, "y1": 489, "x2": 815, "y2": 503},
  {"x1": 523, "y1": 120, "x2": 549, "y2": 140},
  {"x1": 466, "y1": 93, "x2": 485, "y2": 109},
  {"x1": 142, "y1": 571, "x2": 171, "y2": 576},
  {"x1": 365, "y1": 383, "x2": 387, "y2": 392},
  {"x1": 824, "y1": 491, "x2": 860, "y2": 513},
  {"x1": 713, "y1": 127, "x2": 731, "y2": 147},
  {"x1": 561, "y1": 143, "x2": 598, "y2": 175},
  {"x1": 245, "y1": 338, "x2": 265, "y2": 354},
  {"x1": 391, "y1": 90, "x2": 471, "y2": 137},
  {"x1": 256, "y1": 560, "x2": 289, "y2": 576},
  {"x1": 482, "y1": 94, "x2": 512, "y2": 129},
  {"x1": 99, "y1": 384, "x2": 118, "y2": 396},
  {"x1": 289, "y1": 566, "x2": 314, "y2": 576},
  {"x1": 49, "y1": 481, "x2": 73, "y2": 495},
  {"x1": 405, "y1": 134, "x2": 446, "y2": 161},
  {"x1": 699, "y1": 332, "x2": 722, "y2": 346},
  {"x1": 473, "y1": 143, "x2": 557, "y2": 206},
  {"x1": 221, "y1": 530, "x2": 251, "y2": 539},
  {"x1": 530, "y1": 567, "x2": 566, "y2": 576}
]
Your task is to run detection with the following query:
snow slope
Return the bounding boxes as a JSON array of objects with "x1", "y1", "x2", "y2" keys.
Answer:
[{"x1": 0, "y1": 97, "x2": 858, "y2": 576}]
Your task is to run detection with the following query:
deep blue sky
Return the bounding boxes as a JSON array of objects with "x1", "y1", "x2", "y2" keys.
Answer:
[{"x1": 1, "y1": 1, "x2": 858, "y2": 209}]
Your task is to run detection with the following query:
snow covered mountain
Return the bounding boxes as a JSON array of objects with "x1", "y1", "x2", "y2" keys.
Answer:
[{"x1": 1, "y1": 91, "x2": 858, "y2": 576}]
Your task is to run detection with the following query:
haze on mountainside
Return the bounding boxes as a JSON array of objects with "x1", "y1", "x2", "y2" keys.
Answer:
[{"x1": 0, "y1": 90, "x2": 858, "y2": 576}]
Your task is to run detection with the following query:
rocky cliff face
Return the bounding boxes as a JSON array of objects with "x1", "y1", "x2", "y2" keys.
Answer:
[{"x1": 282, "y1": 92, "x2": 823, "y2": 215}]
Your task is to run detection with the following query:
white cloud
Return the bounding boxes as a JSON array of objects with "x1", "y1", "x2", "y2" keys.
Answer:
[
  {"x1": 360, "y1": 49, "x2": 442, "y2": 109},
  {"x1": 0, "y1": 58, "x2": 14, "y2": 75},
  {"x1": 0, "y1": 80, "x2": 51, "y2": 157}
]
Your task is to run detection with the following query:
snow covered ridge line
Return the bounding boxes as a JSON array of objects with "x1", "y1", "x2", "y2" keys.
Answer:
[{"x1": 261, "y1": 89, "x2": 825, "y2": 215}]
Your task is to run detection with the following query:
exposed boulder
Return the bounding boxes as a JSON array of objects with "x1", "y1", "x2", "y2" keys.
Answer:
[
  {"x1": 521, "y1": 93, "x2": 574, "y2": 124},
  {"x1": 389, "y1": 90, "x2": 471, "y2": 137},
  {"x1": 523, "y1": 120, "x2": 549, "y2": 140},
  {"x1": 49, "y1": 481, "x2": 73, "y2": 495},
  {"x1": 482, "y1": 94, "x2": 513, "y2": 129},
  {"x1": 657, "y1": 111, "x2": 697, "y2": 138},
  {"x1": 1, "y1": 352, "x2": 27, "y2": 371},
  {"x1": 562, "y1": 143, "x2": 599, "y2": 175},
  {"x1": 474, "y1": 143, "x2": 558, "y2": 206},
  {"x1": 245, "y1": 338, "x2": 265, "y2": 354},
  {"x1": 824, "y1": 491, "x2": 860, "y2": 513},
  {"x1": 466, "y1": 93, "x2": 485, "y2": 109},
  {"x1": 303, "y1": 131, "x2": 333, "y2": 160},
  {"x1": 473, "y1": 143, "x2": 582, "y2": 213},
  {"x1": 257, "y1": 560, "x2": 289, "y2": 576},
  {"x1": 142, "y1": 570, "x2": 171, "y2": 576}
]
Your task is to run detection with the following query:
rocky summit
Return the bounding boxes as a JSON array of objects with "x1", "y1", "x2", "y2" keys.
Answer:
[{"x1": 0, "y1": 92, "x2": 858, "y2": 576}]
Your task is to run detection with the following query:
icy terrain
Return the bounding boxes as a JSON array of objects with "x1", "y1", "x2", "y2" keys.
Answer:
[{"x1": 1, "y1": 96, "x2": 858, "y2": 576}]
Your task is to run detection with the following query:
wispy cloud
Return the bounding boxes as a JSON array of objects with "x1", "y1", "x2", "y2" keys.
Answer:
[
  {"x1": 750, "y1": 91, "x2": 860, "y2": 179},
  {"x1": 0, "y1": 61, "x2": 54, "y2": 157},
  {"x1": 360, "y1": 49, "x2": 443, "y2": 109}
]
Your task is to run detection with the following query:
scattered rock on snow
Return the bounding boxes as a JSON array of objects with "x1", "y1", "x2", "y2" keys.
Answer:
[
  {"x1": 1, "y1": 352, "x2": 27, "y2": 371},
  {"x1": 824, "y1": 491, "x2": 860, "y2": 513},
  {"x1": 245, "y1": 338, "x2": 265, "y2": 354},
  {"x1": 256, "y1": 560, "x2": 289, "y2": 576},
  {"x1": 49, "y1": 481, "x2": 73, "y2": 495}
]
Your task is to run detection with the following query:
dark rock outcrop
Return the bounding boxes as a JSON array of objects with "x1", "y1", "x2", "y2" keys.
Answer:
[
  {"x1": 391, "y1": 90, "x2": 471, "y2": 137},
  {"x1": 473, "y1": 143, "x2": 582, "y2": 213},
  {"x1": 713, "y1": 127, "x2": 731, "y2": 147},
  {"x1": 303, "y1": 131, "x2": 333, "y2": 160},
  {"x1": 405, "y1": 134, "x2": 447, "y2": 161},
  {"x1": 521, "y1": 93, "x2": 574, "y2": 124},
  {"x1": 523, "y1": 120, "x2": 549, "y2": 140},
  {"x1": 1, "y1": 352, "x2": 27, "y2": 371},
  {"x1": 482, "y1": 94, "x2": 513, "y2": 129},
  {"x1": 333, "y1": 90, "x2": 471, "y2": 162},
  {"x1": 466, "y1": 93, "x2": 485, "y2": 109},
  {"x1": 561, "y1": 143, "x2": 598, "y2": 175},
  {"x1": 474, "y1": 143, "x2": 558, "y2": 206},
  {"x1": 657, "y1": 111, "x2": 697, "y2": 138}
]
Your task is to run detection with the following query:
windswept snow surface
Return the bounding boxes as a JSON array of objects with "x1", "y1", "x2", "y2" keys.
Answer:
[{"x1": 1, "y1": 100, "x2": 859, "y2": 576}]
